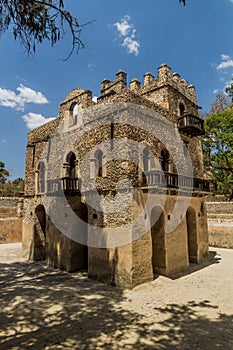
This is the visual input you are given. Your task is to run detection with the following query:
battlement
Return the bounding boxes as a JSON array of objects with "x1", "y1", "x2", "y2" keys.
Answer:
[
  {"x1": 100, "y1": 64, "x2": 197, "y2": 105},
  {"x1": 101, "y1": 69, "x2": 127, "y2": 97},
  {"x1": 141, "y1": 64, "x2": 197, "y2": 104}
]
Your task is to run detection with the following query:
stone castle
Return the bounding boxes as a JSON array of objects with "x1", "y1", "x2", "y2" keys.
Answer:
[{"x1": 22, "y1": 64, "x2": 212, "y2": 289}]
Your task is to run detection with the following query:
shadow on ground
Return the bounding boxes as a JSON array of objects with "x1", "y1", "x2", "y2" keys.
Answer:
[
  {"x1": 0, "y1": 260, "x2": 232, "y2": 349},
  {"x1": 168, "y1": 249, "x2": 222, "y2": 280}
]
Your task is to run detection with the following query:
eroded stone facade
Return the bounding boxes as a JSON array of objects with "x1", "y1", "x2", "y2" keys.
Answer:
[
  {"x1": 22, "y1": 64, "x2": 210, "y2": 289},
  {"x1": 0, "y1": 197, "x2": 23, "y2": 243}
]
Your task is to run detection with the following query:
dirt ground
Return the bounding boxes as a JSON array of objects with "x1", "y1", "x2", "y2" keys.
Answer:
[{"x1": 0, "y1": 243, "x2": 232, "y2": 349}]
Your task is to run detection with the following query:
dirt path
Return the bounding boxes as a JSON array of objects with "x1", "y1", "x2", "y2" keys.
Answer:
[{"x1": 0, "y1": 244, "x2": 232, "y2": 349}]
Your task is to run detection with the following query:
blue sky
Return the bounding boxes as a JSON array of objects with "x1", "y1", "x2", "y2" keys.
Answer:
[{"x1": 0, "y1": 0, "x2": 233, "y2": 179}]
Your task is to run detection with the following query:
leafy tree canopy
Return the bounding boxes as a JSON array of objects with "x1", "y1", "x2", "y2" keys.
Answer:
[
  {"x1": 203, "y1": 107, "x2": 233, "y2": 198},
  {"x1": 225, "y1": 79, "x2": 233, "y2": 104},
  {"x1": 0, "y1": 0, "x2": 89, "y2": 59}
]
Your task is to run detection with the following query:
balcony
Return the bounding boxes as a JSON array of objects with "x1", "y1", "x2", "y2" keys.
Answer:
[
  {"x1": 47, "y1": 178, "x2": 80, "y2": 195},
  {"x1": 178, "y1": 113, "x2": 205, "y2": 137},
  {"x1": 46, "y1": 173, "x2": 214, "y2": 195},
  {"x1": 142, "y1": 171, "x2": 213, "y2": 192}
]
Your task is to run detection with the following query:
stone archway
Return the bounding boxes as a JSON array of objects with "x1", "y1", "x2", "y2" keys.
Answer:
[
  {"x1": 68, "y1": 199, "x2": 89, "y2": 270},
  {"x1": 150, "y1": 206, "x2": 166, "y2": 276},
  {"x1": 34, "y1": 204, "x2": 46, "y2": 260},
  {"x1": 186, "y1": 206, "x2": 198, "y2": 263}
]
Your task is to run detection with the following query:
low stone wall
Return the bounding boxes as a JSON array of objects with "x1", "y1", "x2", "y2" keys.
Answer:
[
  {"x1": 0, "y1": 197, "x2": 23, "y2": 244},
  {"x1": 1, "y1": 197, "x2": 232, "y2": 248},
  {"x1": 207, "y1": 202, "x2": 233, "y2": 249}
]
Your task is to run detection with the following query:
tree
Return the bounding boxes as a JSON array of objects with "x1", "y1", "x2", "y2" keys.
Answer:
[
  {"x1": 0, "y1": 161, "x2": 9, "y2": 184},
  {"x1": 209, "y1": 93, "x2": 230, "y2": 115},
  {"x1": 203, "y1": 107, "x2": 233, "y2": 198},
  {"x1": 0, "y1": 0, "x2": 89, "y2": 59},
  {"x1": 226, "y1": 79, "x2": 233, "y2": 104}
]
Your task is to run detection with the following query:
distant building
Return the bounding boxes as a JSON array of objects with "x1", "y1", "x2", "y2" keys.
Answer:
[{"x1": 22, "y1": 64, "x2": 212, "y2": 289}]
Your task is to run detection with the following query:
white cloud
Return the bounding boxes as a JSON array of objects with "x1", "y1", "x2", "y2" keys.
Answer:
[
  {"x1": 213, "y1": 54, "x2": 233, "y2": 95},
  {"x1": 224, "y1": 80, "x2": 232, "y2": 90},
  {"x1": 216, "y1": 54, "x2": 233, "y2": 70},
  {"x1": 0, "y1": 84, "x2": 48, "y2": 111},
  {"x1": 88, "y1": 62, "x2": 95, "y2": 70},
  {"x1": 22, "y1": 112, "x2": 55, "y2": 130},
  {"x1": 221, "y1": 54, "x2": 231, "y2": 60},
  {"x1": 122, "y1": 37, "x2": 140, "y2": 56},
  {"x1": 114, "y1": 15, "x2": 131, "y2": 36},
  {"x1": 114, "y1": 15, "x2": 140, "y2": 56},
  {"x1": 92, "y1": 96, "x2": 98, "y2": 103}
]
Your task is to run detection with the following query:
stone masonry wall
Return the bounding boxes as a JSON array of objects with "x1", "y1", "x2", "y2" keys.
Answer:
[
  {"x1": 207, "y1": 202, "x2": 233, "y2": 248},
  {"x1": 0, "y1": 197, "x2": 23, "y2": 243}
]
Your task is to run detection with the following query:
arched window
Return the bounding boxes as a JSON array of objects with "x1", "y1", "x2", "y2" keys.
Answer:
[
  {"x1": 161, "y1": 149, "x2": 169, "y2": 172},
  {"x1": 179, "y1": 103, "x2": 185, "y2": 117},
  {"x1": 143, "y1": 148, "x2": 150, "y2": 172},
  {"x1": 38, "y1": 162, "x2": 45, "y2": 193},
  {"x1": 95, "y1": 149, "x2": 103, "y2": 177},
  {"x1": 70, "y1": 103, "x2": 78, "y2": 125}
]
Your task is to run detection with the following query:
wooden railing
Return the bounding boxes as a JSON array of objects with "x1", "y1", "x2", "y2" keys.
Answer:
[
  {"x1": 178, "y1": 114, "x2": 205, "y2": 137},
  {"x1": 142, "y1": 171, "x2": 213, "y2": 192}
]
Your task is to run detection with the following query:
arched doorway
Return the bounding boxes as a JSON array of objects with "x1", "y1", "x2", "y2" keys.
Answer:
[
  {"x1": 143, "y1": 148, "x2": 150, "y2": 172},
  {"x1": 77, "y1": 202, "x2": 88, "y2": 269},
  {"x1": 186, "y1": 207, "x2": 198, "y2": 263},
  {"x1": 66, "y1": 152, "x2": 76, "y2": 179},
  {"x1": 34, "y1": 204, "x2": 46, "y2": 260},
  {"x1": 161, "y1": 149, "x2": 169, "y2": 172},
  {"x1": 150, "y1": 206, "x2": 166, "y2": 276},
  {"x1": 179, "y1": 102, "x2": 185, "y2": 117},
  {"x1": 95, "y1": 149, "x2": 103, "y2": 177},
  {"x1": 70, "y1": 200, "x2": 89, "y2": 270}
]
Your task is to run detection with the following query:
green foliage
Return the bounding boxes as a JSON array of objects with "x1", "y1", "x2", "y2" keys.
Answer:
[
  {"x1": 0, "y1": 162, "x2": 24, "y2": 195},
  {"x1": 0, "y1": 177, "x2": 24, "y2": 197},
  {"x1": 203, "y1": 107, "x2": 233, "y2": 196},
  {"x1": 0, "y1": 161, "x2": 9, "y2": 184},
  {"x1": 0, "y1": 0, "x2": 88, "y2": 59},
  {"x1": 225, "y1": 79, "x2": 233, "y2": 103}
]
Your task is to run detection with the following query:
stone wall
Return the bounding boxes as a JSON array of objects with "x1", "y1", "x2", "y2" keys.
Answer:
[
  {"x1": 207, "y1": 202, "x2": 233, "y2": 248},
  {"x1": 0, "y1": 197, "x2": 23, "y2": 243},
  {"x1": 22, "y1": 65, "x2": 210, "y2": 288}
]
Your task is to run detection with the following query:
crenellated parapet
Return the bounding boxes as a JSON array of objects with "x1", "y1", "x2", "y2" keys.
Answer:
[
  {"x1": 100, "y1": 69, "x2": 127, "y2": 97},
  {"x1": 98, "y1": 64, "x2": 198, "y2": 113},
  {"x1": 140, "y1": 64, "x2": 197, "y2": 105}
]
